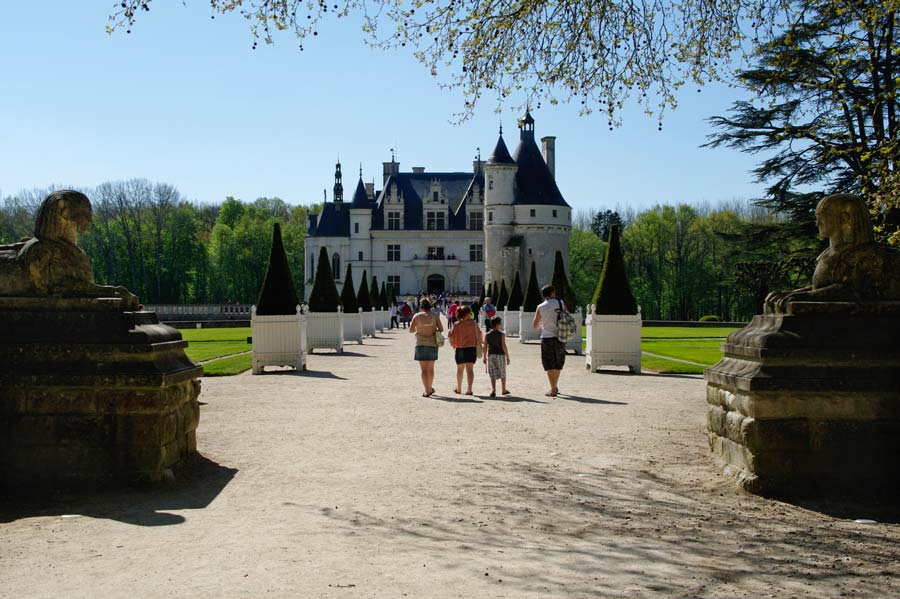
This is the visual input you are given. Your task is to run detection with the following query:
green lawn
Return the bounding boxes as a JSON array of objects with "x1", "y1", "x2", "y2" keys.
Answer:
[
  {"x1": 180, "y1": 327, "x2": 251, "y2": 365},
  {"x1": 641, "y1": 339, "x2": 727, "y2": 366},
  {"x1": 201, "y1": 353, "x2": 252, "y2": 377},
  {"x1": 640, "y1": 354, "x2": 708, "y2": 375},
  {"x1": 640, "y1": 326, "x2": 741, "y2": 339}
]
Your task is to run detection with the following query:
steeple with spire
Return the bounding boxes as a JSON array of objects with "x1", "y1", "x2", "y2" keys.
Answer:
[{"x1": 333, "y1": 160, "x2": 344, "y2": 204}]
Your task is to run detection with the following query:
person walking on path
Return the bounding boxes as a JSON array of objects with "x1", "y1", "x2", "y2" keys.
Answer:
[
  {"x1": 482, "y1": 297, "x2": 497, "y2": 331},
  {"x1": 483, "y1": 316, "x2": 511, "y2": 397},
  {"x1": 533, "y1": 285, "x2": 566, "y2": 397},
  {"x1": 389, "y1": 303, "x2": 399, "y2": 329},
  {"x1": 409, "y1": 298, "x2": 443, "y2": 397},
  {"x1": 448, "y1": 305, "x2": 482, "y2": 395},
  {"x1": 447, "y1": 299, "x2": 459, "y2": 331}
]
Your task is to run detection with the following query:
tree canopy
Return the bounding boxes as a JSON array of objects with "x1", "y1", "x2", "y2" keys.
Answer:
[{"x1": 110, "y1": 0, "x2": 809, "y2": 123}]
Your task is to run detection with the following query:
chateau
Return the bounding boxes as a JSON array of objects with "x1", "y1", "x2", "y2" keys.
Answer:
[{"x1": 305, "y1": 112, "x2": 571, "y2": 299}]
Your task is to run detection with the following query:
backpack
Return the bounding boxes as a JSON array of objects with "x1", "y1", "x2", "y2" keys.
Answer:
[{"x1": 555, "y1": 299, "x2": 576, "y2": 343}]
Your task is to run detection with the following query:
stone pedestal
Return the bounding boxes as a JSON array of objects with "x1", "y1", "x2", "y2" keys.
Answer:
[
  {"x1": 0, "y1": 297, "x2": 202, "y2": 488},
  {"x1": 705, "y1": 302, "x2": 900, "y2": 496}
]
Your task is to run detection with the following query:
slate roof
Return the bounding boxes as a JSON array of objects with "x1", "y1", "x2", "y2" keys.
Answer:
[
  {"x1": 309, "y1": 201, "x2": 350, "y2": 237},
  {"x1": 373, "y1": 172, "x2": 478, "y2": 231},
  {"x1": 351, "y1": 177, "x2": 370, "y2": 209},
  {"x1": 487, "y1": 134, "x2": 515, "y2": 165},
  {"x1": 512, "y1": 130, "x2": 569, "y2": 207}
]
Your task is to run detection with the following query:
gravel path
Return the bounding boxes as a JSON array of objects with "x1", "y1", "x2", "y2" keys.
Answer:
[{"x1": 2, "y1": 323, "x2": 898, "y2": 598}]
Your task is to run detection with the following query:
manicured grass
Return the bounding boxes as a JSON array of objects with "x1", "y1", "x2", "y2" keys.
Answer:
[
  {"x1": 640, "y1": 326, "x2": 741, "y2": 339},
  {"x1": 641, "y1": 339, "x2": 726, "y2": 366},
  {"x1": 640, "y1": 354, "x2": 708, "y2": 375},
  {"x1": 185, "y1": 341, "x2": 250, "y2": 362},
  {"x1": 201, "y1": 353, "x2": 252, "y2": 377},
  {"x1": 180, "y1": 327, "x2": 251, "y2": 343}
]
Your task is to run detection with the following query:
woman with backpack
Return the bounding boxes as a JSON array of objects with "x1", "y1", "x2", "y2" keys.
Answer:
[{"x1": 532, "y1": 284, "x2": 575, "y2": 397}]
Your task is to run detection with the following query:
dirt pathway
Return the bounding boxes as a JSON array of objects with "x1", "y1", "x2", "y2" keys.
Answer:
[{"x1": 2, "y1": 324, "x2": 898, "y2": 598}]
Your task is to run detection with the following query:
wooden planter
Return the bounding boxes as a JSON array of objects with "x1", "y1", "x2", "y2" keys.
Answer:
[
  {"x1": 361, "y1": 309, "x2": 376, "y2": 337},
  {"x1": 502, "y1": 308, "x2": 520, "y2": 337},
  {"x1": 251, "y1": 306, "x2": 307, "y2": 374},
  {"x1": 585, "y1": 308, "x2": 641, "y2": 373},
  {"x1": 518, "y1": 309, "x2": 540, "y2": 343},
  {"x1": 342, "y1": 308, "x2": 363, "y2": 344},
  {"x1": 306, "y1": 308, "x2": 344, "y2": 353}
]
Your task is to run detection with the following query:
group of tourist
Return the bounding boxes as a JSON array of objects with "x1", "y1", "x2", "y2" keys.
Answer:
[{"x1": 408, "y1": 285, "x2": 567, "y2": 398}]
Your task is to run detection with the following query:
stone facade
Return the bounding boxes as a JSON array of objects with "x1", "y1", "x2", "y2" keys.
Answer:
[{"x1": 305, "y1": 113, "x2": 571, "y2": 300}]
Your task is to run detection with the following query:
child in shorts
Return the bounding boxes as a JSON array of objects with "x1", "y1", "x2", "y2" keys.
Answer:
[{"x1": 482, "y1": 316, "x2": 510, "y2": 397}]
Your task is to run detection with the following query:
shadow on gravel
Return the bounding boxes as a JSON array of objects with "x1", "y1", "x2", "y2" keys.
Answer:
[
  {"x1": 555, "y1": 394, "x2": 628, "y2": 405},
  {"x1": 319, "y1": 462, "x2": 900, "y2": 597},
  {"x1": 482, "y1": 395, "x2": 547, "y2": 404},
  {"x1": 0, "y1": 455, "x2": 237, "y2": 527},
  {"x1": 431, "y1": 394, "x2": 483, "y2": 404}
]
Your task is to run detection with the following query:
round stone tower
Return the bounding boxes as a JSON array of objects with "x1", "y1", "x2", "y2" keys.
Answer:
[{"x1": 483, "y1": 126, "x2": 518, "y2": 289}]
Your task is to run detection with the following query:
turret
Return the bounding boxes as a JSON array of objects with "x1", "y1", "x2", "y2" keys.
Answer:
[
  {"x1": 483, "y1": 125, "x2": 518, "y2": 287},
  {"x1": 349, "y1": 167, "x2": 372, "y2": 265}
]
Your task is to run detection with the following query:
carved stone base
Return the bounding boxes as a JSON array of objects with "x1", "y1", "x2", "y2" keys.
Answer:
[
  {"x1": 0, "y1": 298, "x2": 202, "y2": 488},
  {"x1": 705, "y1": 302, "x2": 900, "y2": 497}
]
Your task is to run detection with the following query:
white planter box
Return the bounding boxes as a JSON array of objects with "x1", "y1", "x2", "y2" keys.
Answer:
[
  {"x1": 377, "y1": 309, "x2": 389, "y2": 331},
  {"x1": 585, "y1": 308, "x2": 642, "y2": 373},
  {"x1": 361, "y1": 309, "x2": 376, "y2": 337},
  {"x1": 518, "y1": 309, "x2": 540, "y2": 343},
  {"x1": 502, "y1": 308, "x2": 520, "y2": 336},
  {"x1": 251, "y1": 306, "x2": 307, "y2": 374},
  {"x1": 306, "y1": 310, "x2": 344, "y2": 353},
  {"x1": 567, "y1": 306, "x2": 584, "y2": 355},
  {"x1": 342, "y1": 309, "x2": 363, "y2": 344}
]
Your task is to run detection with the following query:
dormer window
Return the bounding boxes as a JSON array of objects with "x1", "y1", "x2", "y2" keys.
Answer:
[{"x1": 433, "y1": 191, "x2": 439, "y2": 203}]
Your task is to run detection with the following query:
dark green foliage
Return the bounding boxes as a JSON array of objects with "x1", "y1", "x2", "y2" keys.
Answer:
[
  {"x1": 490, "y1": 281, "x2": 499, "y2": 304},
  {"x1": 255, "y1": 223, "x2": 300, "y2": 315},
  {"x1": 340, "y1": 263, "x2": 359, "y2": 313},
  {"x1": 591, "y1": 209, "x2": 625, "y2": 241},
  {"x1": 307, "y1": 246, "x2": 341, "y2": 312},
  {"x1": 592, "y1": 225, "x2": 638, "y2": 315},
  {"x1": 478, "y1": 283, "x2": 486, "y2": 306},
  {"x1": 370, "y1": 275, "x2": 381, "y2": 309},
  {"x1": 357, "y1": 269, "x2": 372, "y2": 310},
  {"x1": 508, "y1": 271, "x2": 524, "y2": 311},
  {"x1": 497, "y1": 280, "x2": 509, "y2": 310},
  {"x1": 380, "y1": 281, "x2": 389, "y2": 308},
  {"x1": 523, "y1": 261, "x2": 542, "y2": 311},
  {"x1": 550, "y1": 250, "x2": 577, "y2": 308}
]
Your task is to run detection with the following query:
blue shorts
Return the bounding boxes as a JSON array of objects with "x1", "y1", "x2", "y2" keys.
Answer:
[{"x1": 414, "y1": 346, "x2": 438, "y2": 361}]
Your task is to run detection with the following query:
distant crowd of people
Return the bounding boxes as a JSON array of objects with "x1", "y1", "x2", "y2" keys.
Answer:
[{"x1": 406, "y1": 285, "x2": 568, "y2": 398}]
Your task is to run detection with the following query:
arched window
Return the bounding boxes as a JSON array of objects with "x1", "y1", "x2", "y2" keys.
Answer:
[{"x1": 332, "y1": 253, "x2": 341, "y2": 276}]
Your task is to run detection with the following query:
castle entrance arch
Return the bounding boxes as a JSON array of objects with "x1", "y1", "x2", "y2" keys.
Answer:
[{"x1": 426, "y1": 274, "x2": 445, "y2": 294}]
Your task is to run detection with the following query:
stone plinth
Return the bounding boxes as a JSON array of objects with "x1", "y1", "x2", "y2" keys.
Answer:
[
  {"x1": 705, "y1": 302, "x2": 900, "y2": 496},
  {"x1": 0, "y1": 297, "x2": 202, "y2": 488}
]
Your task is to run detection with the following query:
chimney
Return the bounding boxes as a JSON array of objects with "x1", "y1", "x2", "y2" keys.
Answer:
[
  {"x1": 541, "y1": 136, "x2": 556, "y2": 179},
  {"x1": 412, "y1": 166, "x2": 425, "y2": 174},
  {"x1": 472, "y1": 159, "x2": 484, "y2": 173},
  {"x1": 382, "y1": 160, "x2": 400, "y2": 184},
  {"x1": 364, "y1": 182, "x2": 375, "y2": 199},
  {"x1": 308, "y1": 213, "x2": 318, "y2": 234}
]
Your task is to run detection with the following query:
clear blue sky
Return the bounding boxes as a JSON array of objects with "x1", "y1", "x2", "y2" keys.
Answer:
[{"x1": 0, "y1": 1, "x2": 766, "y2": 213}]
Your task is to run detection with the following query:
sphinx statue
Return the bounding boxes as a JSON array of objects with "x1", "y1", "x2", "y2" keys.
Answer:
[
  {"x1": 0, "y1": 190, "x2": 138, "y2": 309},
  {"x1": 765, "y1": 193, "x2": 900, "y2": 313}
]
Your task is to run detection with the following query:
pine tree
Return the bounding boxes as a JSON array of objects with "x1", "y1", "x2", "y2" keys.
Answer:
[
  {"x1": 497, "y1": 279, "x2": 509, "y2": 310},
  {"x1": 523, "y1": 261, "x2": 542, "y2": 311},
  {"x1": 357, "y1": 269, "x2": 372, "y2": 310},
  {"x1": 592, "y1": 225, "x2": 638, "y2": 315},
  {"x1": 340, "y1": 263, "x2": 359, "y2": 313},
  {"x1": 508, "y1": 271, "x2": 524, "y2": 311},
  {"x1": 550, "y1": 250, "x2": 577, "y2": 308},
  {"x1": 370, "y1": 275, "x2": 381, "y2": 309},
  {"x1": 255, "y1": 223, "x2": 300, "y2": 315},
  {"x1": 307, "y1": 246, "x2": 341, "y2": 312}
]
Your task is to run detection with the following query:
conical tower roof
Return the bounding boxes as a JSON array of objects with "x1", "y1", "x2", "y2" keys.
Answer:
[
  {"x1": 351, "y1": 176, "x2": 369, "y2": 208},
  {"x1": 488, "y1": 129, "x2": 515, "y2": 165}
]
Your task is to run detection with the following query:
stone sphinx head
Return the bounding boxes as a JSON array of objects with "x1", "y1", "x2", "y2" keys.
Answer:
[
  {"x1": 815, "y1": 194, "x2": 874, "y2": 248},
  {"x1": 33, "y1": 190, "x2": 92, "y2": 243}
]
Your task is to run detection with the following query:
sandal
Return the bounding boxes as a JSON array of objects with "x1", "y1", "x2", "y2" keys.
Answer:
[
  {"x1": 465, "y1": 390, "x2": 474, "y2": 395},
  {"x1": 453, "y1": 388, "x2": 461, "y2": 394},
  {"x1": 502, "y1": 390, "x2": 511, "y2": 395},
  {"x1": 489, "y1": 391, "x2": 496, "y2": 397}
]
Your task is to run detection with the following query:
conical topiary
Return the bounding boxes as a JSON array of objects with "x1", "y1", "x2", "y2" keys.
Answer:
[
  {"x1": 523, "y1": 260, "x2": 542, "y2": 311},
  {"x1": 490, "y1": 281, "x2": 499, "y2": 304},
  {"x1": 308, "y1": 246, "x2": 341, "y2": 312},
  {"x1": 550, "y1": 250, "x2": 577, "y2": 309},
  {"x1": 340, "y1": 263, "x2": 359, "y2": 313},
  {"x1": 592, "y1": 225, "x2": 638, "y2": 315},
  {"x1": 357, "y1": 269, "x2": 372, "y2": 310},
  {"x1": 370, "y1": 275, "x2": 381, "y2": 309},
  {"x1": 508, "y1": 270, "x2": 524, "y2": 311},
  {"x1": 497, "y1": 279, "x2": 509, "y2": 310},
  {"x1": 255, "y1": 223, "x2": 300, "y2": 315},
  {"x1": 380, "y1": 281, "x2": 388, "y2": 308},
  {"x1": 478, "y1": 283, "x2": 486, "y2": 306}
]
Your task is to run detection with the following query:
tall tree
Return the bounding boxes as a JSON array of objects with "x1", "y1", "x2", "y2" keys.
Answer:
[
  {"x1": 340, "y1": 263, "x2": 359, "y2": 313},
  {"x1": 707, "y1": 0, "x2": 900, "y2": 244},
  {"x1": 307, "y1": 246, "x2": 340, "y2": 312},
  {"x1": 591, "y1": 209, "x2": 625, "y2": 241},
  {"x1": 523, "y1": 261, "x2": 543, "y2": 311}
]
